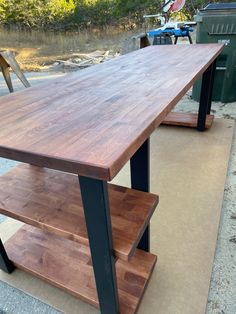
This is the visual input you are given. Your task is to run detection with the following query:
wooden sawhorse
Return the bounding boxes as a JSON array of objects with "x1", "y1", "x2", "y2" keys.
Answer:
[{"x1": 0, "y1": 51, "x2": 30, "y2": 93}]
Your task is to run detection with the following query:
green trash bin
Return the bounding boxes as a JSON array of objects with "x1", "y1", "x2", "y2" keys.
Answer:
[{"x1": 192, "y1": 3, "x2": 236, "y2": 103}]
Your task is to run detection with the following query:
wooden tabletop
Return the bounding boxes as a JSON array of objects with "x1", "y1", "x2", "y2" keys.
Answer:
[{"x1": 0, "y1": 44, "x2": 223, "y2": 180}]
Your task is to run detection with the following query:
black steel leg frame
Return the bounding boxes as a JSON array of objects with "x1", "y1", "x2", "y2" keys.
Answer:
[
  {"x1": 130, "y1": 138, "x2": 150, "y2": 252},
  {"x1": 79, "y1": 176, "x2": 119, "y2": 314},
  {"x1": 197, "y1": 60, "x2": 216, "y2": 131},
  {"x1": 79, "y1": 138, "x2": 150, "y2": 313},
  {"x1": 0, "y1": 238, "x2": 15, "y2": 273}
]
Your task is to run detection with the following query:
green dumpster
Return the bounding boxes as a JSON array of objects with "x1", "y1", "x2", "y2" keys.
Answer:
[{"x1": 192, "y1": 3, "x2": 236, "y2": 103}]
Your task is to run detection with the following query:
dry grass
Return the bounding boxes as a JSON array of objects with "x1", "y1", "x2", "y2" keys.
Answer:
[
  {"x1": 1, "y1": 47, "x2": 98, "y2": 72},
  {"x1": 0, "y1": 27, "x2": 140, "y2": 71}
]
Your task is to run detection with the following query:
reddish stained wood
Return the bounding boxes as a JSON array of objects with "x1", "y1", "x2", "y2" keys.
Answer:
[
  {"x1": 162, "y1": 112, "x2": 214, "y2": 128},
  {"x1": 5, "y1": 225, "x2": 157, "y2": 314},
  {"x1": 0, "y1": 164, "x2": 158, "y2": 261},
  {"x1": 0, "y1": 44, "x2": 223, "y2": 180}
]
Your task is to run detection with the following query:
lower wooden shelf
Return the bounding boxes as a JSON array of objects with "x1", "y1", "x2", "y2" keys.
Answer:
[
  {"x1": 5, "y1": 224, "x2": 157, "y2": 314},
  {"x1": 162, "y1": 112, "x2": 214, "y2": 129},
  {"x1": 0, "y1": 164, "x2": 158, "y2": 261}
]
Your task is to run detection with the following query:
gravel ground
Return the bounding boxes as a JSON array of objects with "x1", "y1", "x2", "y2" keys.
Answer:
[
  {"x1": 0, "y1": 281, "x2": 62, "y2": 314},
  {"x1": 0, "y1": 72, "x2": 236, "y2": 313}
]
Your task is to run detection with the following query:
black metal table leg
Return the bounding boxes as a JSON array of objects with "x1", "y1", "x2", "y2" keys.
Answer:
[
  {"x1": 197, "y1": 60, "x2": 217, "y2": 131},
  {"x1": 79, "y1": 176, "x2": 119, "y2": 314},
  {"x1": 0, "y1": 239, "x2": 15, "y2": 273},
  {"x1": 130, "y1": 138, "x2": 150, "y2": 252},
  {"x1": 188, "y1": 34, "x2": 193, "y2": 44},
  {"x1": 206, "y1": 60, "x2": 217, "y2": 115}
]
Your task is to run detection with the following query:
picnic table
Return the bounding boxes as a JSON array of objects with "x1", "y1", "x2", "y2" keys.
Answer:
[{"x1": 0, "y1": 44, "x2": 223, "y2": 313}]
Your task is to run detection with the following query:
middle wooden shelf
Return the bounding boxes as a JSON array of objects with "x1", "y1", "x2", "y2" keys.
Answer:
[{"x1": 0, "y1": 164, "x2": 158, "y2": 261}]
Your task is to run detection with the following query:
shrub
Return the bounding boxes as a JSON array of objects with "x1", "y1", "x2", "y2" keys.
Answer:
[{"x1": 0, "y1": 0, "x2": 233, "y2": 30}]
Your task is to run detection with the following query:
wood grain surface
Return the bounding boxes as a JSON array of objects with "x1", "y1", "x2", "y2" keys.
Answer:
[
  {"x1": 0, "y1": 164, "x2": 158, "y2": 260},
  {"x1": 162, "y1": 112, "x2": 214, "y2": 128},
  {"x1": 0, "y1": 44, "x2": 223, "y2": 180},
  {"x1": 5, "y1": 225, "x2": 157, "y2": 314}
]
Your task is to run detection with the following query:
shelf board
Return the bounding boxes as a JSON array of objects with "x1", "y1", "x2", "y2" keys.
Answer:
[
  {"x1": 162, "y1": 112, "x2": 214, "y2": 129},
  {"x1": 5, "y1": 225, "x2": 157, "y2": 314},
  {"x1": 0, "y1": 164, "x2": 158, "y2": 261}
]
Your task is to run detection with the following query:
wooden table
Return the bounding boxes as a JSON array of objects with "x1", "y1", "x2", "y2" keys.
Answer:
[{"x1": 0, "y1": 44, "x2": 223, "y2": 314}]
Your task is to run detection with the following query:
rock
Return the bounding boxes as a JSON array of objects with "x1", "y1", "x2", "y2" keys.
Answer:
[
  {"x1": 230, "y1": 213, "x2": 236, "y2": 219},
  {"x1": 229, "y1": 236, "x2": 236, "y2": 243}
]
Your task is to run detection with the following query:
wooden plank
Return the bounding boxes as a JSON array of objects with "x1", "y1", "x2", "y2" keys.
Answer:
[
  {"x1": 139, "y1": 34, "x2": 151, "y2": 48},
  {"x1": 5, "y1": 225, "x2": 157, "y2": 314},
  {"x1": 0, "y1": 164, "x2": 158, "y2": 261},
  {"x1": 162, "y1": 112, "x2": 214, "y2": 129},
  {"x1": 0, "y1": 45, "x2": 223, "y2": 180},
  {"x1": 0, "y1": 65, "x2": 14, "y2": 93}
]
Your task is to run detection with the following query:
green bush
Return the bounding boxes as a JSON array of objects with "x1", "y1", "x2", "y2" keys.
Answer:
[
  {"x1": 0, "y1": 0, "x2": 234, "y2": 30},
  {"x1": 46, "y1": 0, "x2": 76, "y2": 23},
  {"x1": 0, "y1": 0, "x2": 76, "y2": 28}
]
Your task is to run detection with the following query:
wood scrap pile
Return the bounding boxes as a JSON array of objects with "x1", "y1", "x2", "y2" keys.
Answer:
[{"x1": 55, "y1": 50, "x2": 119, "y2": 70}]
